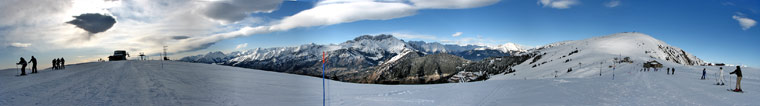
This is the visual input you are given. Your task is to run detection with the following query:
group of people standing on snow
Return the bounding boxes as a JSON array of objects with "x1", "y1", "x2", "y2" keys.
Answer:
[
  {"x1": 666, "y1": 67, "x2": 676, "y2": 75},
  {"x1": 641, "y1": 67, "x2": 658, "y2": 72},
  {"x1": 701, "y1": 66, "x2": 743, "y2": 92},
  {"x1": 15, "y1": 56, "x2": 64, "y2": 76},
  {"x1": 15, "y1": 56, "x2": 37, "y2": 76},
  {"x1": 52, "y1": 58, "x2": 65, "y2": 70}
]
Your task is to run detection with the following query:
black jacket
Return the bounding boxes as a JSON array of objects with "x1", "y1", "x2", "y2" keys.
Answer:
[
  {"x1": 16, "y1": 58, "x2": 27, "y2": 66},
  {"x1": 29, "y1": 57, "x2": 37, "y2": 66},
  {"x1": 730, "y1": 67, "x2": 742, "y2": 77}
]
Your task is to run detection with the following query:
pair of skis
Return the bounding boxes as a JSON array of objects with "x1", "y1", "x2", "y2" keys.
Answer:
[
  {"x1": 724, "y1": 75, "x2": 743, "y2": 93},
  {"x1": 727, "y1": 89, "x2": 744, "y2": 93},
  {"x1": 14, "y1": 65, "x2": 29, "y2": 77}
]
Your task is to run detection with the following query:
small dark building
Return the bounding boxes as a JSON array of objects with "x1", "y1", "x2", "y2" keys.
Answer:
[
  {"x1": 643, "y1": 60, "x2": 663, "y2": 68},
  {"x1": 108, "y1": 50, "x2": 129, "y2": 61}
]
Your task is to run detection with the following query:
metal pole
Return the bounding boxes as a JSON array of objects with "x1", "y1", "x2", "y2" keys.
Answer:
[
  {"x1": 162, "y1": 46, "x2": 167, "y2": 70},
  {"x1": 322, "y1": 52, "x2": 326, "y2": 106}
]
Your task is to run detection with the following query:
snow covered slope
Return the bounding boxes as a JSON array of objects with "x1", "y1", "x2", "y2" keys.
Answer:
[
  {"x1": 0, "y1": 60, "x2": 757, "y2": 105},
  {"x1": 497, "y1": 32, "x2": 707, "y2": 79},
  {"x1": 478, "y1": 42, "x2": 528, "y2": 53},
  {"x1": 179, "y1": 34, "x2": 524, "y2": 83}
]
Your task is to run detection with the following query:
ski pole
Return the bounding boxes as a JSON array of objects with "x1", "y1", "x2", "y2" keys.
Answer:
[{"x1": 728, "y1": 75, "x2": 732, "y2": 89}]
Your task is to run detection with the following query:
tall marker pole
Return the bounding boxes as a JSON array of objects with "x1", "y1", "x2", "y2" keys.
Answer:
[
  {"x1": 162, "y1": 46, "x2": 167, "y2": 70},
  {"x1": 321, "y1": 52, "x2": 326, "y2": 106}
]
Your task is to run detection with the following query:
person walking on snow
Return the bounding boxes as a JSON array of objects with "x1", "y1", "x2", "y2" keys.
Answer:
[
  {"x1": 717, "y1": 67, "x2": 725, "y2": 85},
  {"x1": 29, "y1": 56, "x2": 37, "y2": 73},
  {"x1": 730, "y1": 66, "x2": 742, "y2": 92},
  {"x1": 52, "y1": 58, "x2": 57, "y2": 70},
  {"x1": 672, "y1": 68, "x2": 675, "y2": 75},
  {"x1": 16, "y1": 57, "x2": 27, "y2": 76},
  {"x1": 60, "y1": 57, "x2": 65, "y2": 69},
  {"x1": 667, "y1": 68, "x2": 670, "y2": 75},
  {"x1": 701, "y1": 68, "x2": 706, "y2": 80}
]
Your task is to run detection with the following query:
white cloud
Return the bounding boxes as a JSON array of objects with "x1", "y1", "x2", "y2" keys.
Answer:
[
  {"x1": 605, "y1": 0, "x2": 620, "y2": 8},
  {"x1": 451, "y1": 32, "x2": 463, "y2": 37},
  {"x1": 733, "y1": 14, "x2": 756, "y2": 30},
  {"x1": 390, "y1": 32, "x2": 438, "y2": 40},
  {"x1": 0, "y1": 0, "x2": 226, "y2": 55},
  {"x1": 0, "y1": 0, "x2": 72, "y2": 26},
  {"x1": 172, "y1": 0, "x2": 501, "y2": 53},
  {"x1": 171, "y1": 1, "x2": 419, "y2": 52},
  {"x1": 538, "y1": 0, "x2": 578, "y2": 9},
  {"x1": 721, "y1": 2, "x2": 735, "y2": 6},
  {"x1": 439, "y1": 35, "x2": 503, "y2": 46},
  {"x1": 410, "y1": 0, "x2": 500, "y2": 9},
  {"x1": 10, "y1": 42, "x2": 31, "y2": 48},
  {"x1": 0, "y1": 0, "x2": 502, "y2": 59},
  {"x1": 270, "y1": 1, "x2": 416, "y2": 31},
  {"x1": 235, "y1": 43, "x2": 248, "y2": 50}
]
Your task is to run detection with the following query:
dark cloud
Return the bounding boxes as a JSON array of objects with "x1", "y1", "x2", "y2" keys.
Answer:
[
  {"x1": 67, "y1": 13, "x2": 116, "y2": 34},
  {"x1": 181, "y1": 42, "x2": 216, "y2": 53},
  {"x1": 201, "y1": 0, "x2": 283, "y2": 23},
  {"x1": 171, "y1": 36, "x2": 190, "y2": 40}
]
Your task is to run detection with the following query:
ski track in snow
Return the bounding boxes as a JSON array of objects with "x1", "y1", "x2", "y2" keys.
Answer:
[{"x1": 0, "y1": 60, "x2": 757, "y2": 105}]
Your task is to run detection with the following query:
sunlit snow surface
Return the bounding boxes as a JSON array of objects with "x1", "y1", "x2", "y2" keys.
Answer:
[
  {"x1": 0, "y1": 60, "x2": 756, "y2": 105},
  {"x1": 0, "y1": 33, "x2": 756, "y2": 105}
]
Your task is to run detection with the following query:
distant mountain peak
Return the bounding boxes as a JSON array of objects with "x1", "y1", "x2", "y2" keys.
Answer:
[
  {"x1": 352, "y1": 34, "x2": 396, "y2": 41},
  {"x1": 484, "y1": 42, "x2": 528, "y2": 53}
]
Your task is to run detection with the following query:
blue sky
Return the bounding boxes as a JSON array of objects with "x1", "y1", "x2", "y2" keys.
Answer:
[
  {"x1": 1, "y1": 0, "x2": 759, "y2": 69},
  {"x1": 208, "y1": 0, "x2": 760, "y2": 66}
]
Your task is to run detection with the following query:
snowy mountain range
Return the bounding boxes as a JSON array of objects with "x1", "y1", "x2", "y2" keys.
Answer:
[
  {"x1": 180, "y1": 34, "x2": 524, "y2": 83},
  {"x1": 181, "y1": 32, "x2": 708, "y2": 84}
]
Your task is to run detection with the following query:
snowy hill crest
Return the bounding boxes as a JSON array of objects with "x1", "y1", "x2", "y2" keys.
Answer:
[{"x1": 499, "y1": 32, "x2": 707, "y2": 79}]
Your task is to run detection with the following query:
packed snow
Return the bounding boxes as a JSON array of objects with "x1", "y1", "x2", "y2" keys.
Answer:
[
  {"x1": 1, "y1": 60, "x2": 757, "y2": 105},
  {"x1": 2, "y1": 32, "x2": 757, "y2": 105},
  {"x1": 499, "y1": 32, "x2": 707, "y2": 79}
]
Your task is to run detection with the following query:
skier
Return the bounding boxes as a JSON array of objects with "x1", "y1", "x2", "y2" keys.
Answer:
[
  {"x1": 52, "y1": 58, "x2": 58, "y2": 70},
  {"x1": 729, "y1": 66, "x2": 742, "y2": 92},
  {"x1": 701, "y1": 68, "x2": 706, "y2": 80},
  {"x1": 16, "y1": 57, "x2": 27, "y2": 76},
  {"x1": 672, "y1": 68, "x2": 675, "y2": 75},
  {"x1": 29, "y1": 56, "x2": 37, "y2": 73},
  {"x1": 60, "y1": 57, "x2": 65, "y2": 69},
  {"x1": 717, "y1": 67, "x2": 725, "y2": 85},
  {"x1": 667, "y1": 68, "x2": 670, "y2": 75}
]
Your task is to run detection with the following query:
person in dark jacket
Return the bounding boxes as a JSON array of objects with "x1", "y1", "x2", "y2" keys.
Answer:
[
  {"x1": 52, "y1": 58, "x2": 57, "y2": 70},
  {"x1": 701, "y1": 68, "x2": 706, "y2": 80},
  {"x1": 60, "y1": 57, "x2": 65, "y2": 69},
  {"x1": 29, "y1": 56, "x2": 37, "y2": 73},
  {"x1": 667, "y1": 68, "x2": 671, "y2": 75},
  {"x1": 730, "y1": 66, "x2": 743, "y2": 91},
  {"x1": 672, "y1": 68, "x2": 675, "y2": 75},
  {"x1": 16, "y1": 57, "x2": 27, "y2": 76}
]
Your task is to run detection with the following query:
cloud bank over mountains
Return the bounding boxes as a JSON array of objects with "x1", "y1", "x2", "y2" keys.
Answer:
[{"x1": 0, "y1": 0, "x2": 501, "y2": 55}]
